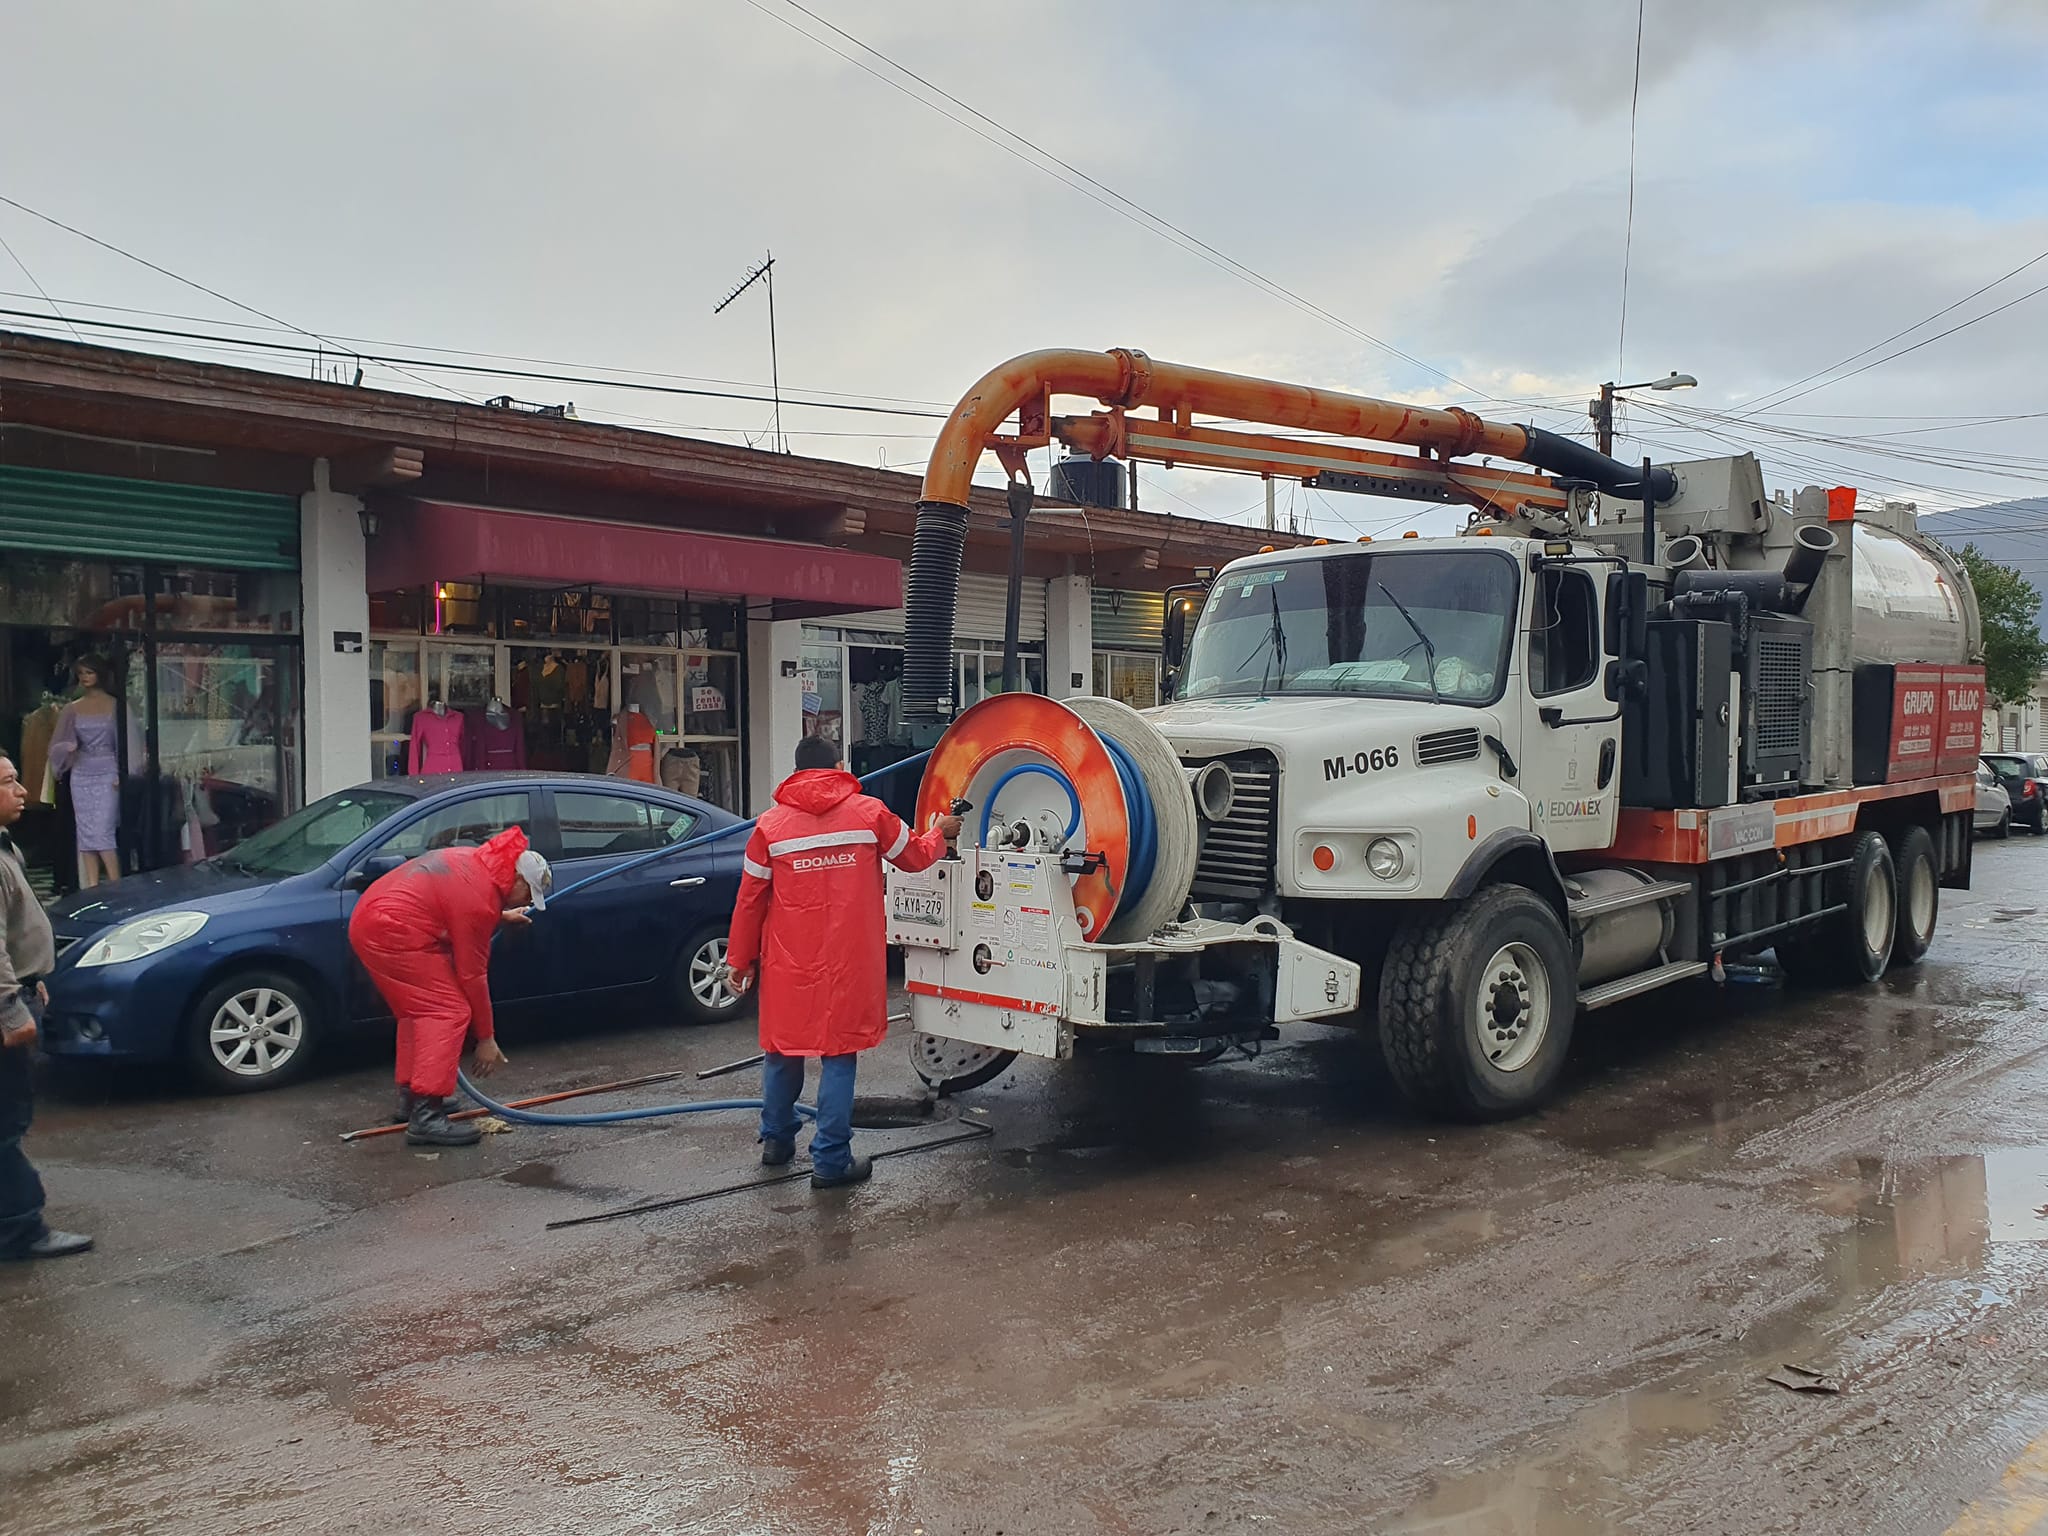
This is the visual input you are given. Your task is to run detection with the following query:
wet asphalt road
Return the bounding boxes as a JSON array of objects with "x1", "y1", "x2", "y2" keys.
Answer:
[{"x1": 7, "y1": 843, "x2": 2048, "y2": 1535}]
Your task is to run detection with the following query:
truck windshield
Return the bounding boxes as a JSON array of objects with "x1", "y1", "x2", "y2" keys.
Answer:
[{"x1": 1179, "y1": 549, "x2": 1516, "y2": 705}]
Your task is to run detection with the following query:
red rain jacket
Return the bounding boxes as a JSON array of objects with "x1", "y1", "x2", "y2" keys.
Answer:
[
  {"x1": 347, "y1": 825, "x2": 529, "y2": 1042},
  {"x1": 726, "y1": 769, "x2": 947, "y2": 1057}
]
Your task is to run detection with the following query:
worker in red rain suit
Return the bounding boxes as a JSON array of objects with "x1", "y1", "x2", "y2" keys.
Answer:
[
  {"x1": 348, "y1": 825, "x2": 553, "y2": 1148},
  {"x1": 725, "y1": 734, "x2": 961, "y2": 1188}
]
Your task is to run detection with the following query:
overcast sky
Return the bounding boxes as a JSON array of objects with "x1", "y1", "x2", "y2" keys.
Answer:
[{"x1": 5, "y1": 0, "x2": 2046, "y2": 539}]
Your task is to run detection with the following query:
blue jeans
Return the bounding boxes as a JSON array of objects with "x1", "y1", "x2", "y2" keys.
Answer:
[
  {"x1": 760, "y1": 1051, "x2": 858, "y2": 1176},
  {"x1": 0, "y1": 993, "x2": 48, "y2": 1259}
]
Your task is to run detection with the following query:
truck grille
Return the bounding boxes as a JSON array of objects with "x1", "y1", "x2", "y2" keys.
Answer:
[
  {"x1": 1754, "y1": 634, "x2": 1806, "y2": 756},
  {"x1": 1186, "y1": 750, "x2": 1278, "y2": 900},
  {"x1": 1414, "y1": 727, "x2": 1481, "y2": 766}
]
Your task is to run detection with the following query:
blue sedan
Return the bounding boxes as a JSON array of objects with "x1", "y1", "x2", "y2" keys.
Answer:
[{"x1": 38, "y1": 772, "x2": 747, "y2": 1092}]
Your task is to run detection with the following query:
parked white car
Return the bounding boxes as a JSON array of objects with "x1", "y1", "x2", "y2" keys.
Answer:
[{"x1": 1975, "y1": 758, "x2": 2014, "y2": 839}]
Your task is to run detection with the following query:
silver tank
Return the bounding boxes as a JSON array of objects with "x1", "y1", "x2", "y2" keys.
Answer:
[{"x1": 1849, "y1": 520, "x2": 1981, "y2": 667}]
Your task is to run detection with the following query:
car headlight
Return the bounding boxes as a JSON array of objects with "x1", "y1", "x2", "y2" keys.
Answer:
[
  {"x1": 1366, "y1": 837, "x2": 1406, "y2": 880},
  {"x1": 76, "y1": 911, "x2": 210, "y2": 968}
]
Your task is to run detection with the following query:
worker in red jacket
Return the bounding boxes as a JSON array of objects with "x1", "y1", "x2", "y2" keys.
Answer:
[
  {"x1": 726, "y1": 735, "x2": 960, "y2": 1187},
  {"x1": 349, "y1": 825, "x2": 553, "y2": 1147}
]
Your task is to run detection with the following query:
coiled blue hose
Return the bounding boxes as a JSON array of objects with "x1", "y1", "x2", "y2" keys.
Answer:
[
  {"x1": 1098, "y1": 731, "x2": 1158, "y2": 908},
  {"x1": 978, "y1": 762, "x2": 1083, "y2": 847}
]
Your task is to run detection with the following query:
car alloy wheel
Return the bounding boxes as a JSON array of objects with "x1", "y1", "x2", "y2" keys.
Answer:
[
  {"x1": 687, "y1": 935, "x2": 740, "y2": 1013},
  {"x1": 209, "y1": 984, "x2": 307, "y2": 1078}
]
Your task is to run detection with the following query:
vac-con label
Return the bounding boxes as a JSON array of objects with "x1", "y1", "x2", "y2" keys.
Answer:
[{"x1": 1323, "y1": 746, "x2": 1401, "y2": 781}]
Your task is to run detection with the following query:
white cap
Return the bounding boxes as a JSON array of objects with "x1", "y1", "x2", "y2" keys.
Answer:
[{"x1": 515, "y1": 848, "x2": 554, "y2": 911}]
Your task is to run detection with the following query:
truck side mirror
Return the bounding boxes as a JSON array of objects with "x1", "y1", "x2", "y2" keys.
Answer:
[
  {"x1": 1604, "y1": 570, "x2": 1649, "y2": 660},
  {"x1": 1161, "y1": 584, "x2": 1207, "y2": 693}
]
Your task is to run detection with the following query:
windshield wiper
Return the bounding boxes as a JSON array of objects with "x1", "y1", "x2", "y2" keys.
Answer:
[{"x1": 1375, "y1": 582, "x2": 1442, "y2": 707}]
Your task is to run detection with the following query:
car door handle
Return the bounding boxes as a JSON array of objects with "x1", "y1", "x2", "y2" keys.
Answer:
[{"x1": 669, "y1": 876, "x2": 705, "y2": 888}]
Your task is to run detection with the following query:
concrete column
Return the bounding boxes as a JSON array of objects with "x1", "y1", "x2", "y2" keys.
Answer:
[
  {"x1": 299, "y1": 462, "x2": 373, "y2": 801},
  {"x1": 746, "y1": 615, "x2": 806, "y2": 815},
  {"x1": 1045, "y1": 574, "x2": 1093, "y2": 698}
]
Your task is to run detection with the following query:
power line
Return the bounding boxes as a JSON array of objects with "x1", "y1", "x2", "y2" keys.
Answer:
[
  {"x1": 0, "y1": 192, "x2": 487, "y2": 406},
  {"x1": 0, "y1": 307, "x2": 952, "y2": 419},
  {"x1": 1616, "y1": 0, "x2": 1646, "y2": 378},
  {"x1": 1737, "y1": 244, "x2": 2048, "y2": 417},
  {"x1": 0, "y1": 227, "x2": 81, "y2": 345},
  {"x1": 739, "y1": 0, "x2": 1582, "y2": 429}
]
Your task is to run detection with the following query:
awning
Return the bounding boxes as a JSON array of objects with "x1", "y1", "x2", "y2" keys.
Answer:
[{"x1": 367, "y1": 499, "x2": 901, "y2": 617}]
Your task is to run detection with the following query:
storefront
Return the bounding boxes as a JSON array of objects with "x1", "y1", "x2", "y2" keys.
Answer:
[
  {"x1": 799, "y1": 571, "x2": 1049, "y2": 782},
  {"x1": 1091, "y1": 587, "x2": 1165, "y2": 709},
  {"x1": 0, "y1": 466, "x2": 304, "y2": 897},
  {"x1": 367, "y1": 581, "x2": 748, "y2": 811}
]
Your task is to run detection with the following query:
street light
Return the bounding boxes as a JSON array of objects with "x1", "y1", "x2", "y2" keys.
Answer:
[{"x1": 1592, "y1": 371, "x2": 1697, "y2": 457}]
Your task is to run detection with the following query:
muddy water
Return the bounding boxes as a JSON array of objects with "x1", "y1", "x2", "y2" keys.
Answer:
[{"x1": 6, "y1": 843, "x2": 2048, "y2": 1533}]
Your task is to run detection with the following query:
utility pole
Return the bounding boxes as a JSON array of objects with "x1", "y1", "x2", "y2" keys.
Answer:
[
  {"x1": 713, "y1": 251, "x2": 785, "y2": 454},
  {"x1": 1264, "y1": 475, "x2": 1276, "y2": 532},
  {"x1": 1591, "y1": 372, "x2": 1698, "y2": 458}
]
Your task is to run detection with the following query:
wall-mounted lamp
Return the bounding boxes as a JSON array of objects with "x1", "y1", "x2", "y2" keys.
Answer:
[{"x1": 356, "y1": 506, "x2": 380, "y2": 539}]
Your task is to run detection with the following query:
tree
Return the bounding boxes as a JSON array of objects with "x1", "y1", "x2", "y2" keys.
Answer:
[{"x1": 1956, "y1": 545, "x2": 2048, "y2": 705}]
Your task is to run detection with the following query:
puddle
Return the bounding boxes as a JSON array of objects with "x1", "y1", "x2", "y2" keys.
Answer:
[
  {"x1": 1982, "y1": 1146, "x2": 2048, "y2": 1244},
  {"x1": 502, "y1": 1162, "x2": 568, "y2": 1189}
]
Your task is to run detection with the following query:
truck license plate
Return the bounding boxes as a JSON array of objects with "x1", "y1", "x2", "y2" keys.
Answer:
[{"x1": 893, "y1": 889, "x2": 946, "y2": 926}]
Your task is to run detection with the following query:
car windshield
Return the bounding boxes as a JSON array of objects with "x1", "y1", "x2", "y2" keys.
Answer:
[
  {"x1": 1179, "y1": 549, "x2": 1517, "y2": 705},
  {"x1": 210, "y1": 788, "x2": 413, "y2": 877}
]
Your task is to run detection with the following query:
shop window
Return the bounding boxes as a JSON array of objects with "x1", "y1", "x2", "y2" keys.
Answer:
[
  {"x1": 369, "y1": 588, "x2": 427, "y2": 634},
  {"x1": 379, "y1": 791, "x2": 532, "y2": 855},
  {"x1": 502, "y1": 586, "x2": 613, "y2": 641},
  {"x1": 150, "y1": 567, "x2": 300, "y2": 635},
  {"x1": 555, "y1": 790, "x2": 698, "y2": 857},
  {"x1": 616, "y1": 595, "x2": 684, "y2": 646},
  {"x1": 1094, "y1": 652, "x2": 1160, "y2": 709},
  {"x1": 430, "y1": 581, "x2": 491, "y2": 636},
  {"x1": 801, "y1": 645, "x2": 844, "y2": 745},
  {"x1": 620, "y1": 653, "x2": 679, "y2": 733},
  {"x1": 0, "y1": 554, "x2": 147, "y2": 631}
]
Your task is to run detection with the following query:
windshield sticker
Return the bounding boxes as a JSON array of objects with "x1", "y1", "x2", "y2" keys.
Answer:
[{"x1": 1235, "y1": 568, "x2": 1288, "y2": 596}]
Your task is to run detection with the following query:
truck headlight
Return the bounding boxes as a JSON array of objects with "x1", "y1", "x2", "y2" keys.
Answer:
[
  {"x1": 77, "y1": 911, "x2": 209, "y2": 968},
  {"x1": 1366, "y1": 838, "x2": 1406, "y2": 879}
]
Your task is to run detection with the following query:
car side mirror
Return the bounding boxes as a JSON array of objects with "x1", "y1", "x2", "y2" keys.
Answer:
[{"x1": 344, "y1": 852, "x2": 409, "y2": 891}]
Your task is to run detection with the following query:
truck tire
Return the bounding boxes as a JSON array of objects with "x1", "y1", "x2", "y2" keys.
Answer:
[
  {"x1": 1776, "y1": 829, "x2": 1896, "y2": 985},
  {"x1": 1378, "y1": 883, "x2": 1576, "y2": 1121},
  {"x1": 1889, "y1": 823, "x2": 1938, "y2": 968}
]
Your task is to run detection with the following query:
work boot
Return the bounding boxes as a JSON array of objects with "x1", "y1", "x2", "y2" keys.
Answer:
[
  {"x1": 760, "y1": 1136, "x2": 796, "y2": 1167},
  {"x1": 810, "y1": 1154, "x2": 873, "y2": 1190},
  {"x1": 406, "y1": 1096, "x2": 482, "y2": 1148},
  {"x1": 390, "y1": 1087, "x2": 416, "y2": 1125}
]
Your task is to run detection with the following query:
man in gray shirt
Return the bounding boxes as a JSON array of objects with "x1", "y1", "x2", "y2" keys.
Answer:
[{"x1": 1, "y1": 751, "x2": 92, "y2": 1261}]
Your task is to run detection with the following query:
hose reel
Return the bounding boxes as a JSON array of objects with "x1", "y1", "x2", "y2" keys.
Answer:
[{"x1": 913, "y1": 694, "x2": 1199, "y2": 944}]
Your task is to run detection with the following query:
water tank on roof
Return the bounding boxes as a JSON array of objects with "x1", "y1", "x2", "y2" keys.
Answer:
[{"x1": 1048, "y1": 455, "x2": 1126, "y2": 510}]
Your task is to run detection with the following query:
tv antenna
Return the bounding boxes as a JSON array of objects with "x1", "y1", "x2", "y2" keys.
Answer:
[{"x1": 713, "y1": 250, "x2": 784, "y2": 454}]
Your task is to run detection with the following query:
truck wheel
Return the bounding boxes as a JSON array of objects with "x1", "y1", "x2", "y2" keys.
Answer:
[
  {"x1": 1378, "y1": 883, "x2": 1576, "y2": 1121},
  {"x1": 1889, "y1": 823, "x2": 1938, "y2": 968},
  {"x1": 1776, "y1": 829, "x2": 1895, "y2": 985},
  {"x1": 910, "y1": 1031, "x2": 1017, "y2": 1095}
]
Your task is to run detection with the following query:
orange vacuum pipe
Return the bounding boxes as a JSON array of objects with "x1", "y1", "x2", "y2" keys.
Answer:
[{"x1": 918, "y1": 347, "x2": 1536, "y2": 510}]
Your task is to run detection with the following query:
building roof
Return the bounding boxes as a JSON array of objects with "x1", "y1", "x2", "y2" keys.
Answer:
[{"x1": 0, "y1": 331, "x2": 1315, "y2": 588}]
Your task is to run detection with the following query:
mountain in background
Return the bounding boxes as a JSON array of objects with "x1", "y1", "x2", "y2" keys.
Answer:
[{"x1": 1920, "y1": 497, "x2": 2048, "y2": 633}]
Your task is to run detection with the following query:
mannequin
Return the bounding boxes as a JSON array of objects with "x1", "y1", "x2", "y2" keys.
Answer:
[
  {"x1": 47, "y1": 655, "x2": 140, "y2": 887},
  {"x1": 409, "y1": 696, "x2": 470, "y2": 775},
  {"x1": 532, "y1": 654, "x2": 567, "y2": 714},
  {"x1": 660, "y1": 746, "x2": 702, "y2": 798},
  {"x1": 606, "y1": 703, "x2": 658, "y2": 783},
  {"x1": 471, "y1": 697, "x2": 527, "y2": 771}
]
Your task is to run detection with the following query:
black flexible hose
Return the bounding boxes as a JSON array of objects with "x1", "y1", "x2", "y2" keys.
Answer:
[{"x1": 903, "y1": 500, "x2": 970, "y2": 722}]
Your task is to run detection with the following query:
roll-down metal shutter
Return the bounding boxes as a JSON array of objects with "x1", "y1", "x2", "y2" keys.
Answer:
[
  {"x1": 0, "y1": 466, "x2": 300, "y2": 571},
  {"x1": 831, "y1": 571, "x2": 1045, "y2": 642},
  {"x1": 1092, "y1": 588, "x2": 1165, "y2": 650}
]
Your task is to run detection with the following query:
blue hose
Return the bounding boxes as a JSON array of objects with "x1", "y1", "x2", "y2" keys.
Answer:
[
  {"x1": 456, "y1": 1066, "x2": 814, "y2": 1125},
  {"x1": 1098, "y1": 731, "x2": 1158, "y2": 908},
  {"x1": 978, "y1": 762, "x2": 1083, "y2": 848}
]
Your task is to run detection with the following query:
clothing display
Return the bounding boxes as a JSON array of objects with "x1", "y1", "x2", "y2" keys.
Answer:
[
  {"x1": 349, "y1": 827, "x2": 528, "y2": 1099},
  {"x1": 660, "y1": 747, "x2": 702, "y2": 798},
  {"x1": 469, "y1": 704, "x2": 527, "y2": 771},
  {"x1": 409, "y1": 706, "x2": 470, "y2": 775},
  {"x1": 565, "y1": 659, "x2": 591, "y2": 711},
  {"x1": 606, "y1": 708, "x2": 658, "y2": 783},
  {"x1": 16, "y1": 703, "x2": 58, "y2": 807},
  {"x1": 48, "y1": 705, "x2": 128, "y2": 853},
  {"x1": 530, "y1": 660, "x2": 568, "y2": 713}
]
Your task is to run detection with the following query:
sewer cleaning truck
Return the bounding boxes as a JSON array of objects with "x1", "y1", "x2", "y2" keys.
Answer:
[{"x1": 888, "y1": 349, "x2": 1984, "y2": 1120}]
